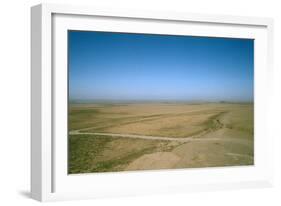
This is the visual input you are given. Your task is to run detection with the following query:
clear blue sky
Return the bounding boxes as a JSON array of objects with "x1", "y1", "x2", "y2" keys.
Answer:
[{"x1": 68, "y1": 31, "x2": 254, "y2": 102}]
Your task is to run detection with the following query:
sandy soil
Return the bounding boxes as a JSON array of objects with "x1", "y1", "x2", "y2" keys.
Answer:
[
  {"x1": 125, "y1": 111, "x2": 253, "y2": 170},
  {"x1": 69, "y1": 103, "x2": 254, "y2": 173},
  {"x1": 126, "y1": 152, "x2": 181, "y2": 170}
]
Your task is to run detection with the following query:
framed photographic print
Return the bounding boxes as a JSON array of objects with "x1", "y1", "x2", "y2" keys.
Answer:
[{"x1": 31, "y1": 3, "x2": 274, "y2": 201}]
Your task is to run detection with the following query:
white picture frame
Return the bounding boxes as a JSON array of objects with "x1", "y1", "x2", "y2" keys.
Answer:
[{"x1": 31, "y1": 3, "x2": 274, "y2": 202}]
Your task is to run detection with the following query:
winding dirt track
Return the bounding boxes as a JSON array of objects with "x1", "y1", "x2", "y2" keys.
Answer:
[
  {"x1": 69, "y1": 111, "x2": 225, "y2": 142},
  {"x1": 69, "y1": 110, "x2": 252, "y2": 147},
  {"x1": 70, "y1": 130, "x2": 212, "y2": 142},
  {"x1": 69, "y1": 129, "x2": 252, "y2": 146}
]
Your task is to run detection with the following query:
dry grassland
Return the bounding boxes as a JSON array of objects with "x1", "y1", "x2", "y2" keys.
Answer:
[{"x1": 69, "y1": 103, "x2": 254, "y2": 174}]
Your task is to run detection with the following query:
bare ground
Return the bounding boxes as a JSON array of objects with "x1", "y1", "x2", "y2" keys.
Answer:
[{"x1": 68, "y1": 103, "x2": 254, "y2": 173}]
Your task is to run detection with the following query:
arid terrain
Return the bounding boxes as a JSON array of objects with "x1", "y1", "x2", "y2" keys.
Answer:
[{"x1": 68, "y1": 103, "x2": 254, "y2": 174}]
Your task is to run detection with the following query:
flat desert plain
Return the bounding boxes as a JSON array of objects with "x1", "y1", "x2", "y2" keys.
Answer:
[{"x1": 68, "y1": 103, "x2": 254, "y2": 174}]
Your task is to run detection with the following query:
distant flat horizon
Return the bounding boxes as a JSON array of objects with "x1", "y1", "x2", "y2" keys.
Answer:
[
  {"x1": 68, "y1": 31, "x2": 254, "y2": 102},
  {"x1": 69, "y1": 99, "x2": 254, "y2": 104}
]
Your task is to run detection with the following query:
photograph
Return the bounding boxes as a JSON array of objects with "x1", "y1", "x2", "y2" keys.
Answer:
[{"x1": 68, "y1": 30, "x2": 254, "y2": 174}]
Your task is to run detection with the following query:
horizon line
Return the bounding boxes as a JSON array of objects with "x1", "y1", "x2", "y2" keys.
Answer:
[{"x1": 69, "y1": 99, "x2": 254, "y2": 103}]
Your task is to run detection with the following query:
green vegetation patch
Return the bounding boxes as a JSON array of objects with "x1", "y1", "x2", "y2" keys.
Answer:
[
  {"x1": 68, "y1": 134, "x2": 178, "y2": 174},
  {"x1": 68, "y1": 134, "x2": 112, "y2": 174}
]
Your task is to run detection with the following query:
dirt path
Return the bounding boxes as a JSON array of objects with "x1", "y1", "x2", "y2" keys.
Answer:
[
  {"x1": 69, "y1": 110, "x2": 253, "y2": 149},
  {"x1": 69, "y1": 110, "x2": 226, "y2": 142},
  {"x1": 70, "y1": 130, "x2": 209, "y2": 142},
  {"x1": 69, "y1": 129, "x2": 252, "y2": 147}
]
